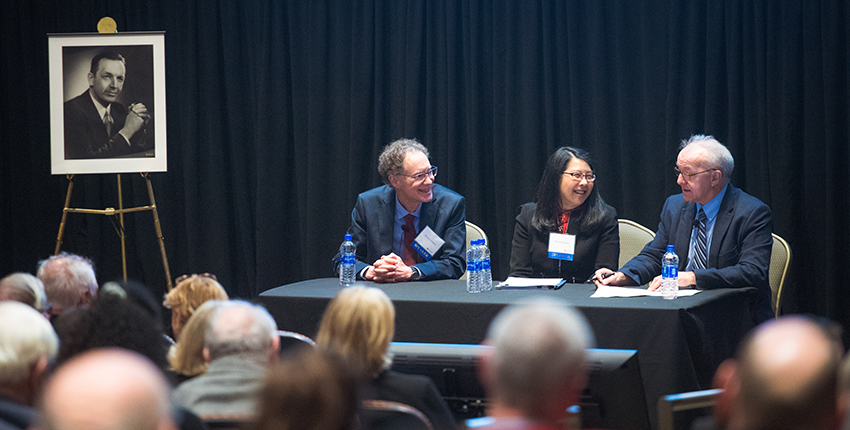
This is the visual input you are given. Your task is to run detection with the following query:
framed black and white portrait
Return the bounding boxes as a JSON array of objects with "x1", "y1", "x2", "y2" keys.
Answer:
[{"x1": 49, "y1": 32, "x2": 166, "y2": 174}]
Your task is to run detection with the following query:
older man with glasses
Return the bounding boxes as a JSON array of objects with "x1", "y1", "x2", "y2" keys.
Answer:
[
  {"x1": 594, "y1": 135, "x2": 773, "y2": 323},
  {"x1": 334, "y1": 138, "x2": 466, "y2": 282}
]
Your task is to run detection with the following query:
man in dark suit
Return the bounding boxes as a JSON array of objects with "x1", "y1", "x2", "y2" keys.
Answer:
[
  {"x1": 63, "y1": 51, "x2": 150, "y2": 159},
  {"x1": 335, "y1": 138, "x2": 466, "y2": 282},
  {"x1": 595, "y1": 135, "x2": 773, "y2": 323}
]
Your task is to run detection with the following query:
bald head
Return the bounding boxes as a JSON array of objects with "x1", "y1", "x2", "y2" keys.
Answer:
[
  {"x1": 715, "y1": 316, "x2": 843, "y2": 430},
  {"x1": 38, "y1": 349, "x2": 176, "y2": 430}
]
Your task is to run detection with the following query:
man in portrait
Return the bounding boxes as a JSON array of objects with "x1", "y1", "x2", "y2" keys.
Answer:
[{"x1": 63, "y1": 51, "x2": 151, "y2": 159}]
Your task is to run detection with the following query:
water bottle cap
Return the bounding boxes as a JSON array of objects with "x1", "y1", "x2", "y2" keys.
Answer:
[
  {"x1": 666, "y1": 244, "x2": 675, "y2": 251},
  {"x1": 344, "y1": 234, "x2": 352, "y2": 240}
]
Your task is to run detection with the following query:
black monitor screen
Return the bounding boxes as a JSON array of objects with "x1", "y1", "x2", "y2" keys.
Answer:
[{"x1": 388, "y1": 343, "x2": 649, "y2": 430}]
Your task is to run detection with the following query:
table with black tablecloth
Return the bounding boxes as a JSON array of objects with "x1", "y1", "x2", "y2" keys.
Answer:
[{"x1": 259, "y1": 279, "x2": 757, "y2": 427}]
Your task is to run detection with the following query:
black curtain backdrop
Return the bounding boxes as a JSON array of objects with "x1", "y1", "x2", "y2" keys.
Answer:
[{"x1": 1, "y1": 1, "x2": 848, "y2": 340}]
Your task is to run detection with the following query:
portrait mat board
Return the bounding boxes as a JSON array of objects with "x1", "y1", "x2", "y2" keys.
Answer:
[{"x1": 49, "y1": 32, "x2": 167, "y2": 174}]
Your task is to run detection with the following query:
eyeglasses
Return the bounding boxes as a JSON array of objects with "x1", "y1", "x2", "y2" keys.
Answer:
[
  {"x1": 674, "y1": 167, "x2": 717, "y2": 180},
  {"x1": 175, "y1": 272, "x2": 218, "y2": 285},
  {"x1": 397, "y1": 166, "x2": 438, "y2": 182},
  {"x1": 563, "y1": 171, "x2": 597, "y2": 182}
]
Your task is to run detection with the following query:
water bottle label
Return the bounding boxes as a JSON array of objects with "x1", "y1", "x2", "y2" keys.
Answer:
[
  {"x1": 480, "y1": 259, "x2": 490, "y2": 270},
  {"x1": 662, "y1": 265, "x2": 678, "y2": 277},
  {"x1": 341, "y1": 254, "x2": 356, "y2": 265},
  {"x1": 467, "y1": 260, "x2": 475, "y2": 271}
]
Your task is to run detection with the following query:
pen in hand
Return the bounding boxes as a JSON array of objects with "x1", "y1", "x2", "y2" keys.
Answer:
[{"x1": 585, "y1": 271, "x2": 616, "y2": 284}]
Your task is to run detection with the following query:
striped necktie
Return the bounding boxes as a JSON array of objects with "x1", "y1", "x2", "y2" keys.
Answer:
[{"x1": 694, "y1": 208, "x2": 708, "y2": 270}]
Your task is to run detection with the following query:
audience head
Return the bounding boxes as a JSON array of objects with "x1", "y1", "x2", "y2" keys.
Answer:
[
  {"x1": 168, "y1": 299, "x2": 223, "y2": 378},
  {"x1": 0, "y1": 272, "x2": 49, "y2": 314},
  {"x1": 533, "y1": 146, "x2": 613, "y2": 233},
  {"x1": 713, "y1": 315, "x2": 844, "y2": 430},
  {"x1": 204, "y1": 300, "x2": 279, "y2": 365},
  {"x1": 316, "y1": 286, "x2": 395, "y2": 376},
  {"x1": 480, "y1": 298, "x2": 594, "y2": 425},
  {"x1": 37, "y1": 252, "x2": 98, "y2": 316},
  {"x1": 163, "y1": 273, "x2": 228, "y2": 339},
  {"x1": 254, "y1": 347, "x2": 358, "y2": 430},
  {"x1": 54, "y1": 281, "x2": 168, "y2": 371},
  {"x1": 0, "y1": 301, "x2": 58, "y2": 405},
  {"x1": 37, "y1": 348, "x2": 176, "y2": 430},
  {"x1": 676, "y1": 135, "x2": 733, "y2": 205}
]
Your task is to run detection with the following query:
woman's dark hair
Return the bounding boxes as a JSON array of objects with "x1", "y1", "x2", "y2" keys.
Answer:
[{"x1": 531, "y1": 146, "x2": 615, "y2": 233}]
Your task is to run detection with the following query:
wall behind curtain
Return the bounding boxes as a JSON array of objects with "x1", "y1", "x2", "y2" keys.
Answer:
[{"x1": 1, "y1": 0, "x2": 848, "y2": 338}]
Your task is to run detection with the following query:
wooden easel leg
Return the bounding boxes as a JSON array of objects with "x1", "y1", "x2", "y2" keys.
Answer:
[
  {"x1": 143, "y1": 173, "x2": 173, "y2": 291},
  {"x1": 55, "y1": 174, "x2": 76, "y2": 255},
  {"x1": 117, "y1": 174, "x2": 128, "y2": 282}
]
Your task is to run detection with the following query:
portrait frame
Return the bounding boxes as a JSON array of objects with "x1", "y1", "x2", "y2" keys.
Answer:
[{"x1": 48, "y1": 32, "x2": 167, "y2": 174}]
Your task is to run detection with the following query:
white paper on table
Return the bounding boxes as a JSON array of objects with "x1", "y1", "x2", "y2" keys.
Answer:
[
  {"x1": 496, "y1": 277, "x2": 565, "y2": 289},
  {"x1": 591, "y1": 286, "x2": 701, "y2": 298}
]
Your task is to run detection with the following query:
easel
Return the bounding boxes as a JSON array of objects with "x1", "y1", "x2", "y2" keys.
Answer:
[{"x1": 54, "y1": 17, "x2": 173, "y2": 291}]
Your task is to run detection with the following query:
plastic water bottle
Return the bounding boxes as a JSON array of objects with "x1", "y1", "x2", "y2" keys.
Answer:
[
  {"x1": 466, "y1": 239, "x2": 481, "y2": 293},
  {"x1": 661, "y1": 244, "x2": 679, "y2": 300},
  {"x1": 479, "y1": 240, "x2": 492, "y2": 292},
  {"x1": 339, "y1": 234, "x2": 356, "y2": 286}
]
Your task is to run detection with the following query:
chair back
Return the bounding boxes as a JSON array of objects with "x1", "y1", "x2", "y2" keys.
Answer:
[
  {"x1": 460, "y1": 221, "x2": 488, "y2": 280},
  {"x1": 200, "y1": 414, "x2": 253, "y2": 430},
  {"x1": 769, "y1": 233, "x2": 791, "y2": 318},
  {"x1": 656, "y1": 389, "x2": 722, "y2": 430},
  {"x1": 278, "y1": 330, "x2": 316, "y2": 356},
  {"x1": 360, "y1": 400, "x2": 434, "y2": 430},
  {"x1": 618, "y1": 219, "x2": 656, "y2": 269}
]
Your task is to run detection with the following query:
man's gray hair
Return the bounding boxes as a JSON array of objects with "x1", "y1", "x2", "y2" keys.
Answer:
[
  {"x1": 485, "y1": 298, "x2": 594, "y2": 413},
  {"x1": 0, "y1": 301, "x2": 58, "y2": 384},
  {"x1": 37, "y1": 252, "x2": 98, "y2": 312},
  {"x1": 205, "y1": 300, "x2": 278, "y2": 363},
  {"x1": 377, "y1": 138, "x2": 430, "y2": 184},
  {"x1": 679, "y1": 134, "x2": 735, "y2": 183},
  {"x1": 0, "y1": 272, "x2": 48, "y2": 311}
]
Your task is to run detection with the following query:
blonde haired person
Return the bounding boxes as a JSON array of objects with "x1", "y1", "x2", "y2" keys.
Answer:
[
  {"x1": 316, "y1": 286, "x2": 457, "y2": 430},
  {"x1": 163, "y1": 273, "x2": 228, "y2": 340},
  {"x1": 168, "y1": 300, "x2": 223, "y2": 382}
]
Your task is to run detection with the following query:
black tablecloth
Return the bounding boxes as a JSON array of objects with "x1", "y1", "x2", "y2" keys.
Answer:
[{"x1": 259, "y1": 279, "x2": 757, "y2": 428}]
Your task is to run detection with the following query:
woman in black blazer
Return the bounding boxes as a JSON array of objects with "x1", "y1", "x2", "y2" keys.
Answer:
[
  {"x1": 509, "y1": 147, "x2": 619, "y2": 282},
  {"x1": 316, "y1": 286, "x2": 457, "y2": 430}
]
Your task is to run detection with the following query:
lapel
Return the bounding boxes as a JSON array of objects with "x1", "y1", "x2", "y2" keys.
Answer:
[
  {"x1": 709, "y1": 185, "x2": 737, "y2": 267},
  {"x1": 378, "y1": 186, "x2": 396, "y2": 255},
  {"x1": 676, "y1": 202, "x2": 696, "y2": 270}
]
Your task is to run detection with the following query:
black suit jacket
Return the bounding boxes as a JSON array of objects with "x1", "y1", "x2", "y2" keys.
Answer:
[
  {"x1": 509, "y1": 202, "x2": 619, "y2": 282},
  {"x1": 368, "y1": 370, "x2": 457, "y2": 430},
  {"x1": 0, "y1": 398, "x2": 37, "y2": 430},
  {"x1": 335, "y1": 184, "x2": 466, "y2": 281},
  {"x1": 63, "y1": 91, "x2": 147, "y2": 159},
  {"x1": 620, "y1": 184, "x2": 773, "y2": 323}
]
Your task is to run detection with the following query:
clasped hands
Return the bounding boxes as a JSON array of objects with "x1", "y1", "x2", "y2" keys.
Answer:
[
  {"x1": 364, "y1": 253, "x2": 414, "y2": 283},
  {"x1": 591, "y1": 268, "x2": 696, "y2": 291}
]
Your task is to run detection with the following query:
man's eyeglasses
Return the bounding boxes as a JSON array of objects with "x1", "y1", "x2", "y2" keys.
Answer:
[
  {"x1": 674, "y1": 167, "x2": 717, "y2": 180},
  {"x1": 398, "y1": 166, "x2": 438, "y2": 182},
  {"x1": 563, "y1": 171, "x2": 597, "y2": 182}
]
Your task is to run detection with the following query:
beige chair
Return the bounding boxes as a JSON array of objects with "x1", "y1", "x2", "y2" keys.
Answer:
[
  {"x1": 460, "y1": 221, "x2": 488, "y2": 280},
  {"x1": 618, "y1": 219, "x2": 656, "y2": 269},
  {"x1": 360, "y1": 400, "x2": 434, "y2": 430},
  {"x1": 657, "y1": 388, "x2": 722, "y2": 430},
  {"x1": 769, "y1": 233, "x2": 791, "y2": 318}
]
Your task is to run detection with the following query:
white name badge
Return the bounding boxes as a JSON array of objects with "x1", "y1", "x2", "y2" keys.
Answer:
[
  {"x1": 412, "y1": 226, "x2": 445, "y2": 261},
  {"x1": 548, "y1": 232, "x2": 576, "y2": 261}
]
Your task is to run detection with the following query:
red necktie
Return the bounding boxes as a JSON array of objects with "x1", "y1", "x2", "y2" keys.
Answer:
[{"x1": 401, "y1": 213, "x2": 418, "y2": 266}]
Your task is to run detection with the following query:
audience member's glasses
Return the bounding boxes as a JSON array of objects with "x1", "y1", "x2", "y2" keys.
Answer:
[
  {"x1": 563, "y1": 171, "x2": 596, "y2": 182},
  {"x1": 175, "y1": 272, "x2": 218, "y2": 285},
  {"x1": 398, "y1": 166, "x2": 438, "y2": 182},
  {"x1": 674, "y1": 167, "x2": 717, "y2": 180}
]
